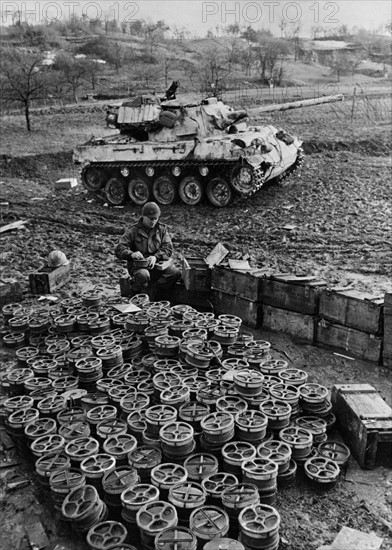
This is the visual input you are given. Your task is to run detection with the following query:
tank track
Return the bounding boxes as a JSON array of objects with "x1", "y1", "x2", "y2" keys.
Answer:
[{"x1": 81, "y1": 151, "x2": 305, "y2": 207}]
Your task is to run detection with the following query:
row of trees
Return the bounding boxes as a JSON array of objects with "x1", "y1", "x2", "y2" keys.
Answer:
[{"x1": 1, "y1": 15, "x2": 390, "y2": 131}]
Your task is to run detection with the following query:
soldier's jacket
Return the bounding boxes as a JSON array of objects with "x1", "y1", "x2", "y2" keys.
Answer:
[{"x1": 115, "y1": 218, "x2": 173, "y2": 265}]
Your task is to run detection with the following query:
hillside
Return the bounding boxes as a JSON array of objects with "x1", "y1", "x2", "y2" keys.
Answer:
[{"x1": 1, "y1": 22, "x2": 390, "y2": 109}]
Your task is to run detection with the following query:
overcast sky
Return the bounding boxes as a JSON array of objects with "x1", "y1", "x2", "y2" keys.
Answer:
[{"x1": 1, "y1": 1, "x2": 391, "y2": 36}]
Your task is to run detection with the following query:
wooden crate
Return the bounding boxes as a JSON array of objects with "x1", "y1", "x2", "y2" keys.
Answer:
[
  {"x1": 317, "y1": 319, "x2": 382, "y2": 363},
  {"x1": 262, "y1": 305, "x2": 316, "y2": 343},
  {"x1": 211, "y1": 266, "x2": 265, "y2": 302},
  {"x1": 212, "y1": 290, "x2": 262, "y2": 328},
  {"x1": 261, "y1": 274, "x2": 327, "y2": 315},
  {"x1": 383, "y1": 293, "x2": 392, "y2": 368},
  {"x1": 119, "y1": 277, "x2": 133, "y2": 297},
  {"x1": 331, "y1": 384, "x2": 392, "y2": 469},
  {"x1": 181, "y1": 243, "x2": 229, "y2": 293},
  {"x1": 182, "y1": 258, "x2": 211, "y2": 292},
  {"x1": 29, "y1": 264, "x2": 70, "y2": 294},
  {"x1": 319, "y1": 289, "x2": 384, "y2": 334}
]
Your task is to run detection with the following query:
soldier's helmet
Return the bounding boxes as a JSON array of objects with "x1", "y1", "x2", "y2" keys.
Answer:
[{"x1": 47, "y1": 250, "x2": 69, "y2": 267}]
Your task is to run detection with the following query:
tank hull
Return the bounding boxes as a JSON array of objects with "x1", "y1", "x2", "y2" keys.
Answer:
[{"x1": 73, "y1": 124, "x2": 303, "y2": 207}]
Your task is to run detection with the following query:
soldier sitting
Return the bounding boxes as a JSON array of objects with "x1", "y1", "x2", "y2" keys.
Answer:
[{"x1": 115, "y1": 202, "x2": 181, "y2": 301}]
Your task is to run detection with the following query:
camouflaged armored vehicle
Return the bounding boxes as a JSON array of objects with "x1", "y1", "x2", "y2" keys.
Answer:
[{"x1": 73, "y1": 84, "x2": 343, "y2": 207}]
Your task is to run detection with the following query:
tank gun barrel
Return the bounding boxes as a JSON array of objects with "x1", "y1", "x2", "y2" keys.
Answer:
[{"x1": 247, "y1": 93, "x2": 344, "y2": 116}]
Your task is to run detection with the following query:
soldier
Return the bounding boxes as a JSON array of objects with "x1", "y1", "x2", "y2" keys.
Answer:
[{"x1": 115, "y1": 202, "x2": 181, "y2": 300}]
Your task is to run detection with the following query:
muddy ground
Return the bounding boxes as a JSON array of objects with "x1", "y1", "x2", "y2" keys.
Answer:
[{"x1": 0, "y1": 87, "x2": 392, "y2": 550}]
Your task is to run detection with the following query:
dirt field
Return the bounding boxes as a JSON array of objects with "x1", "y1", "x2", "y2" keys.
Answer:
[{"x1": 1, "y1": 83, "x2": 392, "y2": 550}]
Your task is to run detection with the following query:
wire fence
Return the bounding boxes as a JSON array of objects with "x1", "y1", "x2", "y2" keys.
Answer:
[{"x1": 1, "y1": 83, "x2": 390, "y2": 124}]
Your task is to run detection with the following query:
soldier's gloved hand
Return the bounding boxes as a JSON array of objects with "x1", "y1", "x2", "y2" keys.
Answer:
[
  {"x1": 131, "y1": 251, "x2": 144, "y2": 260},
  {"x1": 146, "y1": 256, "x2": 157, "y2": 269}
]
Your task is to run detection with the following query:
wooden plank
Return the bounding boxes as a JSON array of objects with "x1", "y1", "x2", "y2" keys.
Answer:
[
  {"x1": 261, "y1": 277, "x2": 326, "y2": 315},
  {"x1": 0, "y1": 220, "x2": 28, "y2": 233},
  {"x1": 262, "y1": 305, "x2": 316, "y2": 343},
  {"x1": 204, "y1": 242, "x2": 229, "y2": 268},
  {"x1": 270, "y1": 273, "x2": 317, "y2": 284},
  {"x1": 228, "y1": 259, "x2": 251, "y2": 270},
  {"x1": 316, "y1": 320, "x2": 382, "y2": 363},
  {"x1": 211, "y1": 266, "x2": 265, "y2": 302},
  {"x1": 319, "y1": 289, "x2": 383, "y2": 334},
  {"x1": 331, "y1": 384, "x2": 377, "y2": 394},
  {"x1": 213, "y1": 290, "x2": 262, "y2": 328},
  {"x1": 29, "y1": 263, "x2": 71, "y2": 294}
]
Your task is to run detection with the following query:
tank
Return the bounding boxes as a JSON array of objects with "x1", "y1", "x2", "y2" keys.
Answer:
[{"x1": 73, "y1": 83, "x2": 344, "y2": 207}]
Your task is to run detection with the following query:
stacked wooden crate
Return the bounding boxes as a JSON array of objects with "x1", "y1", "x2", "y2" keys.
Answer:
[
  {"x1": 180, "y1": 252, "x2": 390, "y2": 367},
  {"x1": 382, "y1": 293, "x2": 392, "y2": 368},
  {"x1": 260, "y1": 274, "x2": 327, "y2": 344},
  {"x1": 317, "y1": 289, "x2": 384, "y2": 363},
  {"x1": 211, "y1": 267, "x2": 265, "y2": 328}
]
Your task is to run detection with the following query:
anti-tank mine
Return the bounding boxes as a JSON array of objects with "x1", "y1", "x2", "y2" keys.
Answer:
[{"x1": 73, "y1": 84, "x2": 343, "y2": 207}]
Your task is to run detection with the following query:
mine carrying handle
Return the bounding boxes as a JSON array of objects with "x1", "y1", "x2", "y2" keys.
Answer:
[{"x1": 247, "y1": 93, "x2": 344, "y2": 116}]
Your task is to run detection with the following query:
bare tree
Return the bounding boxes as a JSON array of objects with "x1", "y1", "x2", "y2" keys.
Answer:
[
  {"x1": 0, "y1": 47, "x2": 49, "y2": 131},
  {"x1": 225, "y1": 23, "x2": 241, "y2": 37},
  {"x1": 286, "y1": 23, "x2": 302, "y2": 62},
  {"x1": 279, "y1": 17, "x2": 288, "y2": 39},
  {"x1": 106, "y1": 41, "x2": 128, "y2": 75},
  {"x1": 199, "y1": 46, "x2": 230, "y2": 95},
  {"x1": 224, "y1": 38, "x2": 242, "y2": 73},
  {"x1": 327, "y1": 50, "x2": 364, "y2": 81},
  {"x1": 145, "y1": 20, "x2": 169, "y2": 55},
  {"x1": 54, "y1": 53, "x2": 88, "y2": 102},
  {"x1": 160, "y1": 55, "x2": 178, "y2": 88},
  {"x1": 253, "y1": 37, "x2": 289, "y2": 84}
]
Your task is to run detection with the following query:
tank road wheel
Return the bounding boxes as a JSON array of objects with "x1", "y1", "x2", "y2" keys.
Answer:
[
  {"x1": 128, "y1": 178, "x2": 151, "y2": 205},
  {"x1": 179, "y1": 176, "x2": 203, "y2": 206},
  {"x1": 206, "y1": 177, "x2": 232, "y2": 207},
  {"x1": 231, "y1": 164, "x2": 255, "y2": 195},
  {"x1": 152, "y1": 175, "x2": 178, "y2": 205},
  {"x1": 105, "y1": 178, "x2": 127, "y2": 206},
  {"x1": 82, "y1": 166, "x2": 106, "y2": 192}
]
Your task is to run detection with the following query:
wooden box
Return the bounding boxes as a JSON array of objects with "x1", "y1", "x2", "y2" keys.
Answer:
[
  {"x1": 29, "y1": 264, "x2": 71, "y2": 294},
  {"x1": 383, "y1": 293, "x2": 392, "y2": 368},
  {"x1": 211, "y1": 267, "x2": 265, "y2": 302},
  {"x1": 182, "y1": 258, "x2": 211, "y2": 292},
  {"x1": 317, "y1": 319, "x2": 382, "y2": 363},
  {"x1": 262, "y1": 305, "x2": 316, "y2": 343},
  {"x1": 319, "y1": 289, "x2": 384, "y2": 334},
  {"x1": 182, "y1": 243, "x2": 229, "y2": 293},
  {"x1": 120, "y1": 277, "x2": 133, "y2": 297},
  {"x1": 212, "y1": 290, "x2": 262, "y2": 328},
  {"x1": 331, "y1": 384, "x2": 392, "y2": 469},
  {"x1": 261, "y1": 274, "x2": 327, "y2": 315}
]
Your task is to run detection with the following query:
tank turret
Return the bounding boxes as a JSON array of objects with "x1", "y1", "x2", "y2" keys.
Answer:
[{"x1": 73, "y1": 83, "x2": 343, "y2": 207}]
